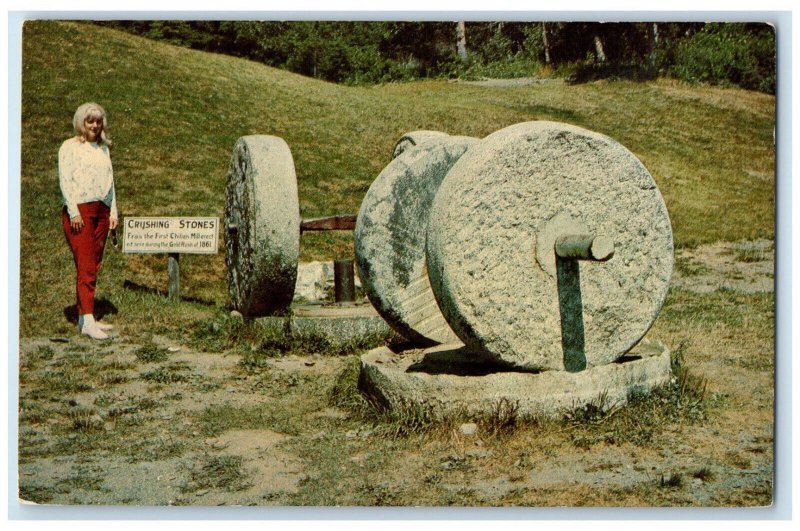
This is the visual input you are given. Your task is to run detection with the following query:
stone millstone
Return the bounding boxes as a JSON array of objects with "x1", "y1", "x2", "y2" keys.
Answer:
[
  {"x1": 426, "y1": 121, "x2": 674, "y2": 371},
  {"x1": 355, "y1": 136, "x2": 478, "y2": 345},
  {"x1": 391, "y1": 130, "x2": 450, "y2": 159},
  {"x1": 359, "y1": 339, "x2": 672, "y2": 420},
  {"x1": 224, "y1": 135, "x2": 300, "y2": 316}
]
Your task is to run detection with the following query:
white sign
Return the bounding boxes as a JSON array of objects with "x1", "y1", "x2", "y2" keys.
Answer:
[{"x1": 122, "y1": 217, "x2": 219, "y2": 254}]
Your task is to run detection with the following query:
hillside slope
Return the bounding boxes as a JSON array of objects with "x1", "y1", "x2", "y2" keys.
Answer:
[{"x1": 20, "y1": 21, "x2": 775, "y2": 337}]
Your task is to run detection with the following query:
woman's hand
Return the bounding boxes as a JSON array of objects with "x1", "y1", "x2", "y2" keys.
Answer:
[
  {"x1": 70, "y1": 214, "x2": 84, "y2": 232},
  {"x1": 109, "y1": 217, "x2": 118, "y2": 230}
]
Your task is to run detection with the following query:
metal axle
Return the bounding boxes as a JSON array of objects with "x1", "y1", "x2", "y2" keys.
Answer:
[
  {"x1": 300, "y1": 214, "x2": 357, "y2": 233},
  {"x1": 554, "y1": 234, "x2": 614, "y2": 262},
  {"x1": 227, "y1": 214, "x2": 358, "y2": 237},
  {"x1": 334, "y1": 259, "x2": 356, "y2": 302}
]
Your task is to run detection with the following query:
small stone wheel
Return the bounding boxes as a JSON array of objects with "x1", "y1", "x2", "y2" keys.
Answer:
[
  {"x1": 391, "y1": 131, "x2": 450, "y2": 160},
  {"x1": 426, "y1": 121, "x2": 674, "y2": 371},
  {"x1": 224, "y1": 136, "x2": 300, "y2": 316},
  {"x1": 355, "y1": 136, "x2": 478, "y2": 345}
]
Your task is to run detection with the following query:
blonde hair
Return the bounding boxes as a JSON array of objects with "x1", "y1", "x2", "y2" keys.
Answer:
[{"x1": 73, "y1": 102, "x2": 112, "y2": 147}]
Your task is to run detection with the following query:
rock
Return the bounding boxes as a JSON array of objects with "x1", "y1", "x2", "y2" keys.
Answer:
[
  {"x1": 459, "y1": 422, "x2": 478, "y2": 436},
  {"x1": 355, "y1": 136, "x2": 477, "y2": 345},
  {"x1": 225, "y1": 135, "x2": 299, "y2": 316},
  {"x1": 259, "y1": 303, "x2": 391, "y2": 348},
  {"x1": 294, "y1": 261, "x2": 333, "y2": 302},
  {"x1": 426, "y1": 121, "x2": 673, "y2": 371},
  {"x1": 294, "y1": 261, "x2": 365, "y2": 303},
  {"x1": 359, "y1": 339, "x2": 672, "y2": 420}
]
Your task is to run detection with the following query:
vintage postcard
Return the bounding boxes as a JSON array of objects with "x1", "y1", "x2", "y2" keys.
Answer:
[{"x1": 15, "y1": 18, "x2": 779, "y2": 511}]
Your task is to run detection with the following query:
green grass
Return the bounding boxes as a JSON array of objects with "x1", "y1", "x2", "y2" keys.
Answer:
[
  {"x1": 17, "y1": 21, "x2": 775, "y2": 507},
  {"x1": 181, "y1": 455, "x2": 252, "y2": 494},
  {"x1": 198, "y1": 403, "x2": 293, "y2": 436},
  {"x1": 20, "y1": 20, "x2": 774, "y2": 339},
  {"x1": 140, "y1": 363, "x2": 191, "y2": 384},
  {"x1": 133, "y1": 344, "x2": 170, "y2": 363},
  {"x1": 732, "y1": 246, "x2": 773, "y2": 263}
]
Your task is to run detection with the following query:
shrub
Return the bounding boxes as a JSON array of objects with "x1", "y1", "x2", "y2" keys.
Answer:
[{"x1": 670, "y1": 23, "x2": 775, "y2": 93}]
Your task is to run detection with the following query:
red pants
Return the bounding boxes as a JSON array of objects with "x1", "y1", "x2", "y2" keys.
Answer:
[{"x1": 62, "y1": 201, "x2": 110, "y2": 316}]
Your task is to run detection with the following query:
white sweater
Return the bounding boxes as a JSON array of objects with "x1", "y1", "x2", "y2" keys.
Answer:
[{"x1": 58, "y1": 137, "x2": 118, "y2": 220}]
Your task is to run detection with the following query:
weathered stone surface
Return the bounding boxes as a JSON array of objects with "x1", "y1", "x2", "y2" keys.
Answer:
[
  {"x1": 355, "y1": 136, "x2": 478, "y2": 345},
  {"x1": 294, "y1": 261, "x2": 332, "y2": 302},
  {"x1": 295, "y1": 262, "x2": 364, "y2": 303},
  {"x1": 391, "y1": 130, "x2": 450, "y2": 159},
  {"x1": 359, "y1": 339, "x2": 672, "y2": 420},
  {"x1": 256, "y1": 302, "x2": 392, "y2": 349},
  {"x1": 426, "y1": 121, "x2": 673, "y2": 371},
  {"x1": 224, "y1": 136, "x2": 300, "y2": 316}
]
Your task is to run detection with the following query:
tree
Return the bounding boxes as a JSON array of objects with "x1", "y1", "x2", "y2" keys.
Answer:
[
  {"x1": 542, "y1": 22, "x2": 551, "y2": 64},
  {"x1": 456, "y1": 21, "x2": 468, "y2": 61}
]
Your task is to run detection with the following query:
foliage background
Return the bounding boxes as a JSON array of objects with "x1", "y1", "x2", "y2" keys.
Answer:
[{"x1": 96, "y1": 21, "x2": 776, "y2": 93}]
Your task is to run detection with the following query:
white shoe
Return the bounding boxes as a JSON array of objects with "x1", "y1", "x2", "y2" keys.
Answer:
[
  {"x1": 79, "y1": 314, "x2": 109, "y2": 340},
  {"x1": 81, "y1": 323, "x2": 109, "y2": 340},
  {"x1": 95, "y1": 321, "x2": 114, "y2": 331}
]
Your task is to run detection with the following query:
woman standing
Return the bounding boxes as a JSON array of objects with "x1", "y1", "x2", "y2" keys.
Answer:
[{"x1": 59, "y1": 102, "x2": 118, "y2": 340}]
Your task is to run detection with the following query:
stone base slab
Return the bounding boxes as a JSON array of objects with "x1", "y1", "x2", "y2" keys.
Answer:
[
  {"x1": 256, "y1": 301, "x2": 392, "y2": 349},
  {"x1": 359, "y1": 339, "x2": 672, "y2": 419}
]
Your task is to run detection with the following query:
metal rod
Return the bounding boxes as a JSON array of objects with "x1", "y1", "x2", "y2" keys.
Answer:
[
  {"x1": 555, "y1": 255, "x2": 587, "y2": 372},
  {"x1": 551, "y1": 233, "x2": 613, "y2": 373},
  {"x1": 554, "y1": 234, "x2": 614, "y2": 262},
  {"x1": 333, "y1": 259, "x2": 356, "y2": 302},
  {"x1": 300, "y1": 214, "x2": 357, "y2": 233}
]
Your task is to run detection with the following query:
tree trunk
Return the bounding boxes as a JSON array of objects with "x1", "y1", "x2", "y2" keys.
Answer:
[
  {"x1": 456, "y1": 21, "x2": 468, "y2": 61},
  {"x1": 649, "y1": 22, "x2": 659, "y2": 67},
  {"x1": 542, "y1": 22, "x2": 551, "y2": 64},
  {"x1": 593, "y1": 33, "x2": 607, "y2": 63}
]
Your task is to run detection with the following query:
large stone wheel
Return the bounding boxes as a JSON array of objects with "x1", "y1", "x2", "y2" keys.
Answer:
[
  {"x1": 224, "y1": 136, "x2": 300, "y2": 316},
  {"x1": 426, "y1": 121, "x2": 674, "y2": 371},
  {"x1": 356, "y1": 136, "x2": 478, "y2": 345}
]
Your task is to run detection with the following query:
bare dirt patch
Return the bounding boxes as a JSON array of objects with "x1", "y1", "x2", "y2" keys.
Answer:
[
  {"x1": 197, "y1": 429, "x2": 305, "y2": 504},
  {"x1": 672, "y1": 239, "x2": 774, "y2": 294},
  {"x1": 455, "y1": 77, "x2": 561, "y2": 88}
]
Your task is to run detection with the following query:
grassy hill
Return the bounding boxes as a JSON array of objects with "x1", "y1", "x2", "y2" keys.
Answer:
[{"x1": 20, "y1": 21, "x2": 774, "y2": 338}]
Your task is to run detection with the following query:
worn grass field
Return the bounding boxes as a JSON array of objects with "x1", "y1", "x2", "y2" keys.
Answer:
[{"x1": 17, "y1": 21, "x2": 775, "y2": 507}]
